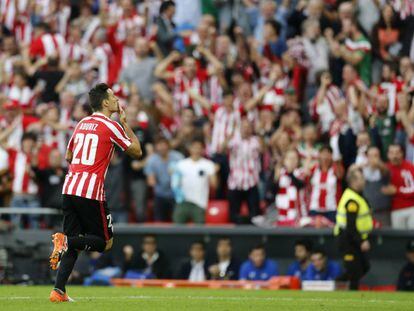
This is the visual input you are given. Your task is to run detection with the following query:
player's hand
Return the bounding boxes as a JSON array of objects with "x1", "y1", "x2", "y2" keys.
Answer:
[
  {"x1": 118, "y1": 103, "x2": 127, "y2": 125},
  {"x1": 361, "y1": 240, "x2": 370, "y2": 252}
]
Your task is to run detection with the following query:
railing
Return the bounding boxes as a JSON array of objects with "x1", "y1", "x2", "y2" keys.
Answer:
[{"x1": 0, "y1": 208, "x2": 61, "y2": 215}]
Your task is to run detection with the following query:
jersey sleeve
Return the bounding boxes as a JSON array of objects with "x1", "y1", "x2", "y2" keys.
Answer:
[{"x1": 108, "y1": 121, "x2": 132, "y2": 151}]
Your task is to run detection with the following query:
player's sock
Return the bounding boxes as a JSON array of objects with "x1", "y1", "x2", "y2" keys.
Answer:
[
  {"x1": 67, "y1": 235, "x2": 106, "y2": 252},
  {"x1": 54, "y1": 248, "x2": 78, "y2": 293}
]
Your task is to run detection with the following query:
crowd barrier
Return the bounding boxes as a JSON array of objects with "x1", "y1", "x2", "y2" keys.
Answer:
[{"x1": 111, "y1": 276, "x2": 301, "y2": 290}]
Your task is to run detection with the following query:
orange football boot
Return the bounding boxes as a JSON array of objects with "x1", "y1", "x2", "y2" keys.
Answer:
[
  {"x1": 49, "y1": 288, "x2": 74, "y2": 303},
  {"x1": 49, "y1": 233, "x2": 68, "y2": 270}
]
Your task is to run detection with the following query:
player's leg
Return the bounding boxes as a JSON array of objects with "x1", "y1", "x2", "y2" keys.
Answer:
[
  {"x1": 67, "y1": 196, "x2": 110, "y2": 252},
  {"x1": 50, "y1": 195, "x2": 82, "y2": 302}
]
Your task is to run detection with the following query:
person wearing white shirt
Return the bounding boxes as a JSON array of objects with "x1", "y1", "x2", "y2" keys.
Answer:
[
  {"x1": 173, "y1": 140, "x2": 218, "y2": 224},
  {"x1": 177, "y1": 241, "x2": 209, "y2": 281},
  {"x1": 208, "y1": 237, "x2": 240, "y2": 280}
]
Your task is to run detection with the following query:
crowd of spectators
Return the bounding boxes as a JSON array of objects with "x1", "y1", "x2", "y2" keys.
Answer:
[{"x1": 1, "y1": 0, "x2": 414, "y2": 229}]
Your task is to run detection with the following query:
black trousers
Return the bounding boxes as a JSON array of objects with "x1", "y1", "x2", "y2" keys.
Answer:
[
  {"x1": 211, "y1": 153, "x2": 229, "y2": 199},
  {"x1": 228, "y1": 186, "x2": 260, "y2": 224},
  {"x1": 337, "y1": 234, "x2": 370, "y2": 290}
]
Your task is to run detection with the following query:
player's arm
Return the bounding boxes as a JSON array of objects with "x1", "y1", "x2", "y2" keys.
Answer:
[
  {"x1": 119, "y1": 105, "x2": 142, "y2": 159},
  {"x1": 65, "y1": 149, "x2": 73, "y2": 164}
]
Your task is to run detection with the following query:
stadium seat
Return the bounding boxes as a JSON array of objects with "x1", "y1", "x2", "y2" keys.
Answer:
[{"x1": 206, "y1": 200, "x2": 230, "y2": 224}]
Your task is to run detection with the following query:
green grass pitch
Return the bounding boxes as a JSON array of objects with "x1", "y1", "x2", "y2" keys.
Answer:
[{"x1": 1, "y1": 286, "x2": 413, "y2": 310}]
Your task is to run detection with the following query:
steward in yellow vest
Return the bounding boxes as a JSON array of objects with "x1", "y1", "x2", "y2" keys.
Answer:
[{"x1": 335, "y1": 167, "x2": 373, "y2": 290}]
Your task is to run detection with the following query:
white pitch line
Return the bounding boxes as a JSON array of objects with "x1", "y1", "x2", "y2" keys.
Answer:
[{"x1": 0, "y1": 295, "x2": 407, "y2": 304}]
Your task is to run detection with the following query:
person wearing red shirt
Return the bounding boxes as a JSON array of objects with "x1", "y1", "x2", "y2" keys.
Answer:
[{"x1": 383, "y1": 144, "x2": 414, "y2": 229}]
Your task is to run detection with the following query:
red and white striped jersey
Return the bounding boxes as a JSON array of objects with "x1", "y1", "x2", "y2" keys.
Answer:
[
  {"x1": 275, "y1": 168, "x2": 307, "y2": 222},
  {"x1": 6, "y1": 84, "x2": 36, "y2": 109},
  {"x1": 172, "y1": 69, "x2": 207, "y2": 117},
  {"x1": 94, "y1": 43, "x2": 114, "y2": 85},
  {"x1": 0, "y1": 114, "x2": 39, "y2": 150},
  {"x1": 114, "y1": 14, "x2": 145, "y2": 42},
  {"x1": 227, "y1": 136, "x2": 261, "y2": 190},
  {"x1": 377, "y1": 79, "x2": 404, "y2": 116},
  {"x1": 62, "y1": 113, "x2": 132, "y2": 201},
  {"x1": 309, "y1": 84, "x2": 343, "y2": 133},
  {"x1": 309, "y1": 166, "x2": 341, "y2": 212},
  {"x1": 262, "y1": 76, "x2": 290, "y2": 110},
  {"x1": 208, "y1": 75, "x2": 223, "y2": 106},
  {"x1": 1, "y1": 0, "x2": 29, "y2": 30},
  {"x1": 8, "y1": 148, "x2": 38, "y2": 194},
  {"x1": 64, "y1": 42, "x2": 87, "y2": 63},
  {"x1": 29, "y1": 33, "x2": 66, "y2": 59},
  {"x1": 210, "y1": 106, "x2": 241, "y2": 154}
]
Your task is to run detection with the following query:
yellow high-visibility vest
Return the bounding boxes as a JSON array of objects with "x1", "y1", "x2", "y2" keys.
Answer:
[{"x1": 334, "y1": 188, "x2": 373, "y2": 240}]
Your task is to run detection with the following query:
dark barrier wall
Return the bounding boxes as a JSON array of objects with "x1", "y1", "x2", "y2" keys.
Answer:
[{"x1": 1, "y1": 225, "x2": 413, "y2": 286}]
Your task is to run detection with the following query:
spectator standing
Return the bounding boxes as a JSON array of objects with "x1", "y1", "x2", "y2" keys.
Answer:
[
  {"x1": 208, "y1": 237, "x2": 240, "y2": 280},
  {"x1": 362, "y1": 146, "x2": 392, "y2": 227},
  {"x1": 287, "y1": 239, "x2": 313, "y2": 280},
  {"x1": 271, "y1": 149, "x2": 307, "y2": 226},
  {"x1": 145, "y1": 137, "x2": 183, "y2": 222},
  {"x1": 239, "y1": 245, "x2": 279, "y2": 281},
  {"x1": 327, "y1": 18, "x2": 372, "y2": 86},
  {"x1": 308, "y1": 146, "x2": 343, "y2": 223},
  {"x1": 156, "y1": 1, "x2": 177, "y2": 57},
  {"x1": 369, "y1": 95, "x2": 397, "y2": 159},
  {"x1": 384, "y1": 144, "x2": 414, "y2": 229},
  {"x1": 32, "y1": 148, "x2": 66, "y2": 227},
  {"x1": 105, "y1": 149, "x2": 128, "y2": 224},
  {"x1": 173, "y1": 140, "x2": 217, "y2": 224},
  {"x1": 124, "y1": 103, "x2": 153, "y2": 223},
  {"x1": 119, "y1": 38, "x2": 158, "y2": 102},
  {"x1": 227, "y1": 119, "x2": 262, "y2": 224},
  {"x1": 6, "y1": 132, "x2": 40, "y2": 228},
  {"x1": 302, "y1": 249, "x2": 342, "y2": 281}
]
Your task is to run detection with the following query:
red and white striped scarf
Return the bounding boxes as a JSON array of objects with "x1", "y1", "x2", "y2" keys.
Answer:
[{"x1": 276, "y1": 168, "x2": 307, "y2": 222}]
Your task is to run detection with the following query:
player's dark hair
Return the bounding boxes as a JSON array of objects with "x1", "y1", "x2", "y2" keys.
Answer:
[
  {"x1": 88, "y1": 83, "x2": 110, "y2": 112},
  {"x1": 81, "y1": 103, "x2": 93, "y2": 116},
  {"x1": 295, "y1": 239, "x2": 313, "y2": 252},
  {"x1": 21, "y1": 132, "x2": 37, "y2": 142},
  {"x1": 160, "y1": 1, "x2": 175, "y2": 14}
]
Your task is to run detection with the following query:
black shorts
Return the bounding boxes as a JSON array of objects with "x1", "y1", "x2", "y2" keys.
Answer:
[{"x1": 62, "y1": 194, "x2": 113, "y2": 241}]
